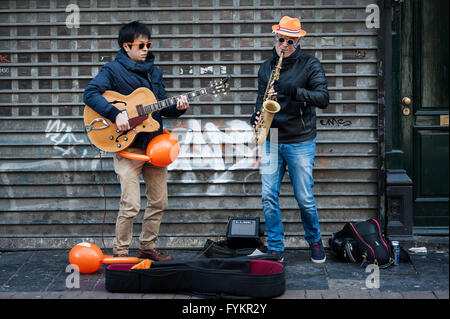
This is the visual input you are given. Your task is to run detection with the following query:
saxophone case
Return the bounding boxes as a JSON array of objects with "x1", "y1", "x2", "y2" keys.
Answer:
[{"x1": 105, "y1": 257, "x2": 285, "y2": 298}]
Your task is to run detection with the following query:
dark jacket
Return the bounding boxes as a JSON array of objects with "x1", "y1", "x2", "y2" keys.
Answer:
[
  {"x1": 252, "y1": 46, "x2": 329, "y2": 143},
  {"x1": 83, "y1": 49, "x2": 185, "y2": 149}
]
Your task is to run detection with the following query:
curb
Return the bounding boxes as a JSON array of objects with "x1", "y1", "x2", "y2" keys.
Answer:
[{"x1": 0, "y1": 290, "x2": 448, "y2": 299}]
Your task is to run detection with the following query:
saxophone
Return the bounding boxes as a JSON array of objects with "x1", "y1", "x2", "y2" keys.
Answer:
[{"x1": 254, "y1": 50, "x2": 284, "y2": 145}]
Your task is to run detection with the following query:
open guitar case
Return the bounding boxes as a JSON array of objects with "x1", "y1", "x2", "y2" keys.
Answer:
[
  {"x1": 105, "y1": 218, "x2": 285, "y2": 298},
  {"x1": 105, "y1": 256, "x2": 285, "y2": 298}
]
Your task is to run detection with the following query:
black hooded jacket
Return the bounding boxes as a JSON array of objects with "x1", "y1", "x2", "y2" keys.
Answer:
[{"x1": 252, "y1": 46, "x2": 329, "y2": 143}]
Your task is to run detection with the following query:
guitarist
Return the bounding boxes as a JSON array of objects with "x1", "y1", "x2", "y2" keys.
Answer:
[{"x1": 83, "y1": 21, "x2": 189, "y2": 261}]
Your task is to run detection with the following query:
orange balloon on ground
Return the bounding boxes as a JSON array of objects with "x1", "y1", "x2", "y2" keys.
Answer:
[
  {"x1": 102, "y1": 255, "x2": 139, "y2": 264},
  {"x1": 69, "y1": 242, "x2": 104, "y2": 274},
  {"x1": 68, "y1": 242, "x2": 141, "y2": 274}
]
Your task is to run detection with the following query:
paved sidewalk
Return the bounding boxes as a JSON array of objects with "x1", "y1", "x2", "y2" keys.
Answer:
[
  {"x1": 0, "y1": 289, "x2": 447, "y2": 299},
  {"x1": 0, "y1": 248, "x2": 448, "y2": 300}
]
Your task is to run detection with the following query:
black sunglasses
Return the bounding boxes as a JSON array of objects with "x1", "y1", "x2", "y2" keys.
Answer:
[
  {"x1": 126, "y1": 41, "x2": 152, "y2": 50},
  {"x1": 277, "y1": 37, "x2": 296, "y2": 46}
]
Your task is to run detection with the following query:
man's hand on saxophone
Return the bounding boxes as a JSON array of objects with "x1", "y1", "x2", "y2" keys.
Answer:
[
  {"x1": 252, "y1": 80, "x2": 278, "y2": 128},
  {"x1": 268, "y1": 82, "x2": 277, "y2": 97},
  {"x1": 273, "y1": 80, "x2": 297, "y2": 99},
  {"x1": 251, "y1": 111, "x2": 260, "y2": 128}
]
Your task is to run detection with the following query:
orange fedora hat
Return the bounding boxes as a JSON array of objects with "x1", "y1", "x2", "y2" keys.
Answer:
[{"x1": 272, "y1": 16, "x2": 306, "y2": 37}]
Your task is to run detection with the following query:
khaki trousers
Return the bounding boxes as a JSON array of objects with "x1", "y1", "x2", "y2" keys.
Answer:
[{"x1": 112, "y1": 147, "x2": 168, "y2": 256}]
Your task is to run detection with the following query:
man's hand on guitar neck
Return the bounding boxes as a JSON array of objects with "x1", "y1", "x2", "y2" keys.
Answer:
[
  {"x1": 176, "y1": 95, "x2": 190, "y2": 111},
  {"x1": 115, "y1": 111, "x2": 130, "y2": 131}
]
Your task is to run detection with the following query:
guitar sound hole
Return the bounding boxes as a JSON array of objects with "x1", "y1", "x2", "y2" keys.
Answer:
[{"x1": 110, "y1": 100, "x2": 127, "y2": 106}]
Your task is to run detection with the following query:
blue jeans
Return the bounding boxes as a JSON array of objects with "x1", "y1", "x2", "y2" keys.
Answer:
[{"x1": 260, "y1": 138, "x2": 322, "y2": 251}]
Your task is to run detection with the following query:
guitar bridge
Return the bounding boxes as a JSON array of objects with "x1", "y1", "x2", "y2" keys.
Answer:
[{"x1": 85, "y1": 118, "x2": 110, "y2": 132}]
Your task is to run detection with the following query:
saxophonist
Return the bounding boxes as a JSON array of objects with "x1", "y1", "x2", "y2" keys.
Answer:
[{"x1": 251, "y1": 16, "x2": 329, "y2": 263}]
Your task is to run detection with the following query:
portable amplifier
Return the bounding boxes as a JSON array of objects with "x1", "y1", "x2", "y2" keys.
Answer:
[{"x1": 226, "y1": 217, "x2": 260, "y2": 249}]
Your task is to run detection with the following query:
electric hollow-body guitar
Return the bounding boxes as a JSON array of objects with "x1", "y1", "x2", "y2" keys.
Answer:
[{"x1": 84, "y1": 76, "x2": 230, "y2": 152}]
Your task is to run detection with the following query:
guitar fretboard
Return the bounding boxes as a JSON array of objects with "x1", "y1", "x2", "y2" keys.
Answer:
[{"x1": 142, "y1": 88, "x2": 208, "y2": 115}]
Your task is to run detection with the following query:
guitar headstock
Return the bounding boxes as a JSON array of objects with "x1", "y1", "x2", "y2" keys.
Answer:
[{"x1": 207, "y1": 75, "x2": 231, "y2": 96}]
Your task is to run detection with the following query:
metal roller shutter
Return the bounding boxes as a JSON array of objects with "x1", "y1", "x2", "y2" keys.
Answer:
[{"x1": 0, "y1": 0, "x2": 379, "y2": 250}]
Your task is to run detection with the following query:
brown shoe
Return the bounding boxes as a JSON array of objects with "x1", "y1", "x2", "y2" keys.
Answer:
[{"x1": 137, "y1": 248, "x2": 173, "y2": 261}]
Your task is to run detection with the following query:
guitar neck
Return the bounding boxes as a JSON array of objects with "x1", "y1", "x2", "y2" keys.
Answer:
[{"x1": 142, "y1": 88, "x2": 208, "y2": 115}]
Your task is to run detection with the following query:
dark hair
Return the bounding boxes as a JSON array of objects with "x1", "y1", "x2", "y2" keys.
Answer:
[{"x1": 118, "y1": 21, "x2": 151, "y2": 49}]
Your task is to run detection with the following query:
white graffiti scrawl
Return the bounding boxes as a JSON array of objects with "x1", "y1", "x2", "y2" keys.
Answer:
[
  {"x1": 45, "y1": 119, "x2": 85, "y2": 157},
  {"x1": 168, "y1": 119, "x2": 259, "y2": 171}
]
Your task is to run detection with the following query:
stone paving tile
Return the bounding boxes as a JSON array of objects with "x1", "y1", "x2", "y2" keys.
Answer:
[
  {"x1": 304, "y1": 290, "x2": 323, "y2": 299},
  {"x1": 59, "y1": 290, "x2": 91, "y2": 299},
  {"x1": 318, "y1": 289, "x2": 339, "y2": 299},
  {"x1": 85, "y1": 291, "x2": 114, "y2": 299},
  {"x1": 368, "y1": 291, "x2": 404, "y2": 299},
  {"x1": 56, "y1": 291, "x2": 91, "y2": 299},
  {"x1": 338, "y1": 290, "x2": 372, "y2": 299},
  {"x1": 9, "y1": 292, "x2": 46, "y2": 299},
  {"x1": 141, "y1": 292, "x2": 177, "y2": 299},
  {"x1": 274, "y1": 289, "x2": 305, "y2": 299},
  {"x1": 401, "y1": 291, "x2": 437, "y2": 299},
  {"x1": 106, "y1": 292, "x2": 144, "y2": 299},
  {"x1": 40, "y1": 291, "x2": 65, "y2": 299},
  {"x1": 174, "y1": 293, "x2": 193, "y2": 299},
  {"x1": 433, "y1": 290, "x2": 449, "y2": 299},
  {"x1": 0, "y1": 293, "x2": 12, "y2": 299}
]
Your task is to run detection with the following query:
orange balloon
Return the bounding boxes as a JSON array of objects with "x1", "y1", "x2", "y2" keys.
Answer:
[
  {"x1": 115, "y1": 151, "x2": 150, "y2": 162},
  {"x1": 146, "y1": 130, "x2": 180, "y2": 167},
  {"x1": 115, "y1": 130, "x2": 180, "y2": 167},
  {"x1": 102, "y1": 256, "x2": 140, "y2": 264},
  {"x1": 69, "y1": 242, "x2": 104, "y2": 274}
]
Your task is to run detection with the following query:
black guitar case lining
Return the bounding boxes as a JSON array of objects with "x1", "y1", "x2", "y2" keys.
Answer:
[{"x1": 105, "y1": 257, "x2": 285, "y2": 298}]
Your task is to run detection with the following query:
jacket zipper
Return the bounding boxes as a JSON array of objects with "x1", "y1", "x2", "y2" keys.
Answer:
[
  {"x1": 147, "y1": 74, "x2": 154, "y2": 92},
  {"x1": 299, "y1": 101, "x2": 306, "y2": 128}
]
